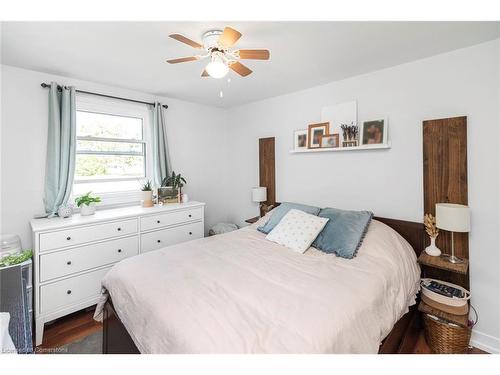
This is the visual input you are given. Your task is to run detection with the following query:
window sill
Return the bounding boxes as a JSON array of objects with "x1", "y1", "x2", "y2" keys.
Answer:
[{"x1": 71, "y1": 190, "x2": 144, "y2": 210}]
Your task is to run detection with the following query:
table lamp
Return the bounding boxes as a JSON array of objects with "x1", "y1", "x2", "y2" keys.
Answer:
[
  {"x1": 252, "y1": 187, "x2": 267, "y2": 216},
  {"x1": 435, "y1": 203, "x2": 470, "y2": 264}
]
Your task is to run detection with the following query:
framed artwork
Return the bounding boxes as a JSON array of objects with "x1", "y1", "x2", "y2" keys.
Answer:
[
  {"x1": 294, "y1": 130, "x2": 308, "y2": 150},
  {"x1": 360, "y1": 119, "x2": 388, "y2": 145},
  {"x1": 307, "y1": 122, "x2": 329, "y2": 149},
  {"x1": 320, "y1": 134, "x2": 340, "y2": 148},
  {"x1": 157, "y1": 187, "x2": 179, "y2": 204}
]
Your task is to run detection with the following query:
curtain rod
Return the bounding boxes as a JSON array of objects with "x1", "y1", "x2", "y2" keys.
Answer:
[{"x1": 40, "y1": 83, "x2": 168, "y2": 109}]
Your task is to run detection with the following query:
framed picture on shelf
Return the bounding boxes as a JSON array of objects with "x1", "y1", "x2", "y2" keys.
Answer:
[
  {"x1": 293, "y1": 130, "x2": 308, "y2": 150},
  {"x1": 320, "y1": 134, "x2": 340, "y2": 148},
  {"x1": 157, "y1": 187, "x2": 180, "y2": 204},
  {"x1": 307, "y1": 122, "x2": 329, "y2": 149},
  {"x1": 360, "y1": 119, "x2": 388, "y2": 146}
]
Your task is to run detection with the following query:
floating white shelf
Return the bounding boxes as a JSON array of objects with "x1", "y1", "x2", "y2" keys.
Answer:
[{"x1": 289, "y1": 142, "x2": 391, "y2": 154}]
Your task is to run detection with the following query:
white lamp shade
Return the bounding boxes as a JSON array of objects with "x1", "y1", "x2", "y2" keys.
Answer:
[
  {"x1": 435, "y1": 203, "x2": 470, "y2": 232},
  {"x1": 252, "y1": 187, "x2": 267, "y2": 202}
]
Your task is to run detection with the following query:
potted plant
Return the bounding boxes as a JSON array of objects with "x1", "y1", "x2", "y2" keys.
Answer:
[
  {"x1": 141, "y1": 180, "x2": 154, "y2": 208},
  {"x1": 158, "y1": 171, "x2": 187, "y2": 204},
  {"x1": 75, "y1": 192, "x2": 101, "y2": 216}
]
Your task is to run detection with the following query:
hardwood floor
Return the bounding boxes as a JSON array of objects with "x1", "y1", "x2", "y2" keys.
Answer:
[
  {"x1": 37, "y1": 307, "x2": 102, "y2": 351},
  {"x1": 36, "y1": 308, "x2": 488, "y2": 354}
]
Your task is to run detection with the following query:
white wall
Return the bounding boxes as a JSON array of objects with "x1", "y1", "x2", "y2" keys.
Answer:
[
  {"x1": 225, "y1": 40, "x2": 500, "y2": 352},
  {"x1": 1, "y1": 40, "x2": 499, "y2": 352},
  {"x1": 0, "y1": 65, "x2": 228, "y2": 246}
]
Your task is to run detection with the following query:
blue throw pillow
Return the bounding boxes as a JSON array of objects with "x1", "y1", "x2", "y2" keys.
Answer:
[
  {"x1": 257, "y1": 202, "x2": 321, "y2": 234},
  {"x1": 312, "y1": 207, "x2": 373, "y2": 259}
]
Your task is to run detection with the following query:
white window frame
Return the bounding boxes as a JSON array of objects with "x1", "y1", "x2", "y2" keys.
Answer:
[{"x1": 72, "y1": 94, "x2": 153, "y2": 208}]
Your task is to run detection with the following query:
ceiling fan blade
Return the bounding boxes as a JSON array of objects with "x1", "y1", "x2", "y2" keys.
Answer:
[
  {"x1": 201, "y1": 69, "x2": 209, "y2": 77},
  {"x1": 166, "y1": 56, "x2": 200, "y2": 64},
  {"x1": 218, "y1": 27, "x2": 242, "y2": 48},
  {"x1": 229, "y1": 62, "x2": 252, "y2": 77},
  {"x1": 169, "y1": 34, "x2": 203, "y2": 49},
  {"x1": 237, "y1": 49, "x2": 270, "y2": 60}
]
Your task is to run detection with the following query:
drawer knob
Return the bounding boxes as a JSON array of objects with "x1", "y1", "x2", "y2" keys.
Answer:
[
  {"x1": 117, "y1": 227, "x2": 122, "y2": 231},
  {"x1": 117, "y1": 249, "x2": 122, "y2": 253},
  {"x1": 157, "y1": 239, "x2": 161, "y2": 243},
  {"x1": 66, "y1": 236, "x2": 71, "y2": 241},
  {"x1": 188, "y1": 214, "x2": 192, "y2": 218},
  {"x1": 189, "y1": 232, "x2": 192, "y2": 235},
  {"x1": 66, "y1": 261, "x2": 72, "y2": 265},
  {"x1": 157, "y1": 220, "x2": 161, "y2": 224},
  {"x1": 67, "y1": 290, "x2": 72, "y2": 295}
]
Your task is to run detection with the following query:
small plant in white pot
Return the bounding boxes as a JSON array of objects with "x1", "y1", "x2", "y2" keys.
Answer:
[
  {"x1": 75, "y1": 192, "x2": 101, "y2": 216},
  {"x1": 141, "y1": 180, "x2": 154, "y2": 208}
]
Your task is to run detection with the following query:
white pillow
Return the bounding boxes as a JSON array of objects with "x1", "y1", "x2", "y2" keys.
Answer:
[{"x1": 266, "y1": 209, "x2": 329, "y2": 253}]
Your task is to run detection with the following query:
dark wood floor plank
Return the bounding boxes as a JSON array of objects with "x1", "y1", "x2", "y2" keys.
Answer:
[{"x1": 38, "y1": 308, "x2": 102, "y2": 350}]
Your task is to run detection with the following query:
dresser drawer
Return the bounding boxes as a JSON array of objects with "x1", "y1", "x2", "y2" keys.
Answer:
[
  {"x1": 140, "y1": 207, "x2": 202, "y2": 232},
  {"x1": 39, "y1": 219, "x2": 138, "y2": 252},
  {"x1": 40, "y1": 267, "x2": 109, "y2": 314},
  {"x1": 141, "y1": 222, "x2": 203, "y2": 253},
  {"x1": 40, "y1": 236, "x2": 139, "y2": 282}
]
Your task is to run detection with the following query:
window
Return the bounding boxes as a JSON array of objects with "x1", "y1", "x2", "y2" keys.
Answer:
[{"x1": 72, "y1": 96, "x2": 151, "y2": 205}]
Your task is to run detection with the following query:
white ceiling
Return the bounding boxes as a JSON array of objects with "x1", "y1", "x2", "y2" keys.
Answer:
[{"x1": 2, "y1": 21, "x2": 499, "y2": 108}]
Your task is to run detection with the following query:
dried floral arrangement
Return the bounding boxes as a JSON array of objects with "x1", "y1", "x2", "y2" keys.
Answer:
[
  {"x1": 340, "y1": 123, "x2": 359, "y2": 142},
  {"x1": 424, "y1": 213, "x2": 439, "y2": 238}
]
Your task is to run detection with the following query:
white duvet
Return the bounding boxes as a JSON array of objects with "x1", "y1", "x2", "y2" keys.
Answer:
[{"x1": 95, "y1": 220, "x2": 420, "y2": 353}]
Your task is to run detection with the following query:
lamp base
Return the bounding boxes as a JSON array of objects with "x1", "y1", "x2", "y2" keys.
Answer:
[{"x1": 441, "y1": 254, "x2": 465, "y2": 264}]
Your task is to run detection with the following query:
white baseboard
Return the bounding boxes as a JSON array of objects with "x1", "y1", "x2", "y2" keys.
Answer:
[{"x1": 471, "y1": 329, "x2": 500, "y2": 354}]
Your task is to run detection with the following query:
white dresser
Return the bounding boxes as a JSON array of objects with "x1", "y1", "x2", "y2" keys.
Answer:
[{"x1": 30, "y1": 201, "x2": 205, "y2": 346}]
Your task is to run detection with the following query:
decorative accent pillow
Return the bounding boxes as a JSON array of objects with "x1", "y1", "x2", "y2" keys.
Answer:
[
  {"x1": 312, "y1": 207, "x2": 373, "y2": 259},
  {"x1": 257, "y1": 202, "x2": 321, "y2": 234},
  {"x1": 266, "y1": 209, "x2": 329, "y2": 253}
]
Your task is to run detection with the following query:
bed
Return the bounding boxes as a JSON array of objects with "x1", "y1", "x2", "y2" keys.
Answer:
[{"x1": 95, "y1": 216, "x2": 423, "y2": 354}]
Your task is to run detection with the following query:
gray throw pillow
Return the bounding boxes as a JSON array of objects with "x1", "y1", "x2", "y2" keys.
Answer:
[{"x1": 312, "y1": 207, "x2": 373, "y2": 258}]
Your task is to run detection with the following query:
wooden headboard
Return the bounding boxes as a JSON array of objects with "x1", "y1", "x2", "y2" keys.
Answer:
[
  {"x1": 257, "y1": 137, "x2": 425, "y2": 257},
  {"x1": 375, "y1": 216, "x2": 425, "y2": 257}
]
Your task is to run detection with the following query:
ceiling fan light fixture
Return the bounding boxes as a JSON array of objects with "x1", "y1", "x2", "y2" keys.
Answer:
[
  {"x1": 168, "y1": 26, "x2": 269, "y2": 79},
  {"x1": 206, "y1": 59, "x2": 229, "y2": 79}
]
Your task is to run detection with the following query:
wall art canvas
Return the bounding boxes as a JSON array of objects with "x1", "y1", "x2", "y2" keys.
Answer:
[{"x1": 320, "y1": 100, "x2": 357, "y2": 144}]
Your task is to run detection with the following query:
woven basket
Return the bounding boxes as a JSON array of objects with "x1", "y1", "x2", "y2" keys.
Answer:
[{"x1": 424, "y1": 314, "x2": 471, "y2": 354}]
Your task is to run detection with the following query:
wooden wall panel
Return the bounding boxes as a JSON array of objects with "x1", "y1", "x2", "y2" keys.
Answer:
[
  {"x1": 423, "y1": 116, "x2": 468, "y2": 287},
  {"x1": 259, "y1": 137, "x2": 276, "y2": 216}
]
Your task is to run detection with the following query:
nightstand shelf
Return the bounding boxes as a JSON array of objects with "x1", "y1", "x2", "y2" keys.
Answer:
[
  {"x1": 245, "y1": 216, "x2": 260, "y2": 224},
  {"x1": 418, "y1": 300, "x2": 469, "y2": 327},
  {"x1": 418, "y1": 252, "x2": 468, "y2": 274},
  {"x1": 417, "y1": 249, "x2": 472, "y2": 353}
]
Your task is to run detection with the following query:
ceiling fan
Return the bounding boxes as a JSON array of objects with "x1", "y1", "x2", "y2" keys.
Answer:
[{"x1": 166, "y1": 27, "x2": 270, "y2": 79}]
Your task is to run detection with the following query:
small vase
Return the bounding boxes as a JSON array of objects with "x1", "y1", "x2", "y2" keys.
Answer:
[
  {"x1": 80, "y1": 203, "x2": 96, "y2": 216},
  {"x1": 142, "y1": 191, "x2": 154, "y2": 207},
  {"x1": 425, "y1": 237, "x2": 441, "y2": 256},
  {"x1": 57, "y1": 204, "x2": 73, "y2": 218}
]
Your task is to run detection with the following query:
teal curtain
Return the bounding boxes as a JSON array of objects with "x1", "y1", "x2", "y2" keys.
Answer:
[
  {"x1": 43, "y1": 82, "x2": 77, "y2": 217},
  {"x1": 151, "y1": 102, "x2": 171, "y2": 186}
]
